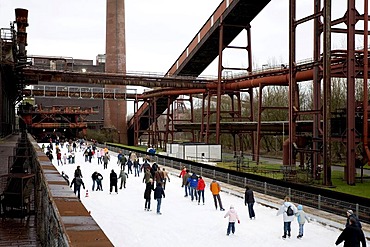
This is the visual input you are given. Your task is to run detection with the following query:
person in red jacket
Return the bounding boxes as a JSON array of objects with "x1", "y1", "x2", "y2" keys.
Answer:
[
  {"x1": 56, "y1": 151, "x2": 63, "y2": 166},
  {"x1": 197, "y1": 176, "x2": 206, "y2": 205},
  {"x1": 178, "y1": 166, "x2": 187, "y2": 182}
]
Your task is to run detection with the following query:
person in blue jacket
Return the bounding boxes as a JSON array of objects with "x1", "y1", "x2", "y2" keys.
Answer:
[{"x1": 187, "y1": 173, "x2": 199, "y2": 201}]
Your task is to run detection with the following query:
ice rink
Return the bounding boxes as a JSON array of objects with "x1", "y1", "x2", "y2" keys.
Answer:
[{"x1": 46, "y1": 143, "x2": 368, "y2": 247}]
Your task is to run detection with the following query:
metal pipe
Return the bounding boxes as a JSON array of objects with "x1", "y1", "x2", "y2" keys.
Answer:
[{"x1": 215, "y1": 70, "x2": 313, "y2": 91}]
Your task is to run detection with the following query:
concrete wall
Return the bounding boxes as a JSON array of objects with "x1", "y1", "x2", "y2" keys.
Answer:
[{"x1": 29, "y1": 134, "x2": 113, "y2": 246}]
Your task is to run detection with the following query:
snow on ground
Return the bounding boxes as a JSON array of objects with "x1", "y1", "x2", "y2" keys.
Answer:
[{"x1": 45, "y1": 143, "x2": 367, "y2": 247}]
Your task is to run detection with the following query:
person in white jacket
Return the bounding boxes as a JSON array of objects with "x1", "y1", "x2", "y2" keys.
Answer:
[
  {"x1": 224, "y1": 205, "x2": 240, "y2": 236},
  {"x1": 276, "y1": 196, "x2": 297, "y2": 239}
]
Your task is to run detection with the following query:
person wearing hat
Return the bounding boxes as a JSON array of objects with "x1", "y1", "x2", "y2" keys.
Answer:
[
  {"x1": 224, "y1": 205, "x2": 240, "y2": 236},
  {"x1": 346, "y1": 210, "x2": 362, "y2": 229},
  {"x1": 296, "y1": 205, "x2": 310, "y2": 239},
  {"x1": 336, "y1": 217, "x2": 366, "y2": 247}
]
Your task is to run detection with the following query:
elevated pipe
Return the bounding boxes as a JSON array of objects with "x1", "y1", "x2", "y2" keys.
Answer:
[{"x1": 215, "y1": 69, "x2": 314, "y2": 90}]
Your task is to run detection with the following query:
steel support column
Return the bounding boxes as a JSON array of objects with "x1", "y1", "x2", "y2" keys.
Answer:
[
  {"x1": 346, "y1": 0, "x2": 357, "y2": 185},
  {"x1": 216, "y1": 23, "x2": 224, "y2": 144},
  {"x1": 246, "y1": 26, "x2": 255, "y2": 161},
  {"x1": 256, "y1": 85, "x2": 264, "y2": 164},
  {"x1": 323, "y1": 0, "x2": 332, "y2": 186},
  {"x1": 312, "y1": 0, "x2": 323, "y2": 179},
  {"x1": 164, "y1": 95, "x2": 173, "y2": 146},
  {"x1": 363, "y1": 0, "x2": 370, "y2": 166},
  {"x1": 200, "y1": 93, "x2": 207, "y2": 142},
  {"x1": 289, "y1": 0, "x2": 298, "y2": 166}
]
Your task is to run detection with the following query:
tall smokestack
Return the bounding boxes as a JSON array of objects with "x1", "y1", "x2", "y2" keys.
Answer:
[
  {"x1": 15, "y1": 8, "x2": 28, "y2": 62},
  {"x1": 105, "y1": 0, "x2": 127, "y2": 144}
]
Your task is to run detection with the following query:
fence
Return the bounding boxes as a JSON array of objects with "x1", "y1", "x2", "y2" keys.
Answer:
[{"x1": 101, "y1": 143, "x2": 370, "y2": 224}]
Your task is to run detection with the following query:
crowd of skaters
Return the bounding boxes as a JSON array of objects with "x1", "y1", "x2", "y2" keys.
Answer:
[{"x1": 43, "y1": 138, "x2": 367, "y2": 245}]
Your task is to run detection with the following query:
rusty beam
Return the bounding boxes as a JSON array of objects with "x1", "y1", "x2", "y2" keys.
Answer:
[{"x1": 22, "y1": 68, "x2": 210, "y2": 89}]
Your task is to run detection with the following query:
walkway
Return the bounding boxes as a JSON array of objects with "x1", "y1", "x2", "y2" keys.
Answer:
[{"x1": 0, "y1": 134, "x2": 40, "y2": 246}]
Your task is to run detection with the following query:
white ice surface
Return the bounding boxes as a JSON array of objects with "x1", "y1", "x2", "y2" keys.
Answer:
[{"x1": 46, "y1": 144, "x2": 368, "y2": 247}]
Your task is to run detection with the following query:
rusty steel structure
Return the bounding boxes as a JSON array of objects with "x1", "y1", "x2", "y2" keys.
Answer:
[
  {"x1": 18, "y1": 103, "x2": 98, "y2": 140},
  {"x1": 1, "y1": 0, "x2": 369, "y2": 186}
]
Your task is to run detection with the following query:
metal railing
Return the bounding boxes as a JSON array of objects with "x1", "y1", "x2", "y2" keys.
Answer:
[{"x1": 100, "y1": 143, "x2": 370, "y2": 224}]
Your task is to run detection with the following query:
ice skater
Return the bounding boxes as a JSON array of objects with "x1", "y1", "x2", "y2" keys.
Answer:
[
  {"x1": 295, "y1": 205, "x2": 310, "y2": 238},
  {"x1": 224, "y1": 205, "x2": 240, "y2": 235}
]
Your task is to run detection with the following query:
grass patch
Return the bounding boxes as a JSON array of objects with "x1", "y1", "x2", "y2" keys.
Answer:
[
  {"x1": 327, "y1": 171, "x2": 370, "y2": 198},
  {"x1": 217, "y1": 162, "x2": 370, "y2": 199}
]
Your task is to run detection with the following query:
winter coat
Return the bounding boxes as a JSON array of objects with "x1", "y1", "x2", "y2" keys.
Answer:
[
  {"x1": 197, "y1": 178, "x2": 206, "y2": 191},
  {"x1": 117, "y1": 153, "x2": 123, "y2": 161},
  {"x1": 133, "y1": 159, "x2": 140, "y2": 168},
  {"x1": 154, "y1": 184, "x2": 165, "y2": 199},
  {"x1": 127, "y1": 159, "x2": 133, "y2": 167},
  {"x1": 154, "y1": 170, "x2": 164, "y2": 183},
  {"x1": 143, "y1": 170, "x2": 152, "y2": 183},
  {"x1": 179, "y1": 168, "x2": 186, "y2": 178},
  {"x1": 91, "y1": 172, "x2": 98, "y2": 180},
  {"x1": 346, "y1": 214, "x2": 362, "y2": 229},
  {"x1": 188, "y1": 174, "x2": 199, "y2": 188},
  {"x1": 224, "y1": 208, "x2": 240, "y2": 223},
  {"x1": 151, "y1": 163, "x2": 159, "y2": 172},
  {"x1": 103, "y1": 154, "x2": 110, "y2": 164},
  {"x1": 183, "y1": 172, "x2": 191, "y2": 186},
  {"x1": 118, "y1": 170, "x2": 128, "y2": 182},
  {"x1": 141, "y1": 161, "x2": 151, "y2": 172},
  {"x1": 144, "y1": 182, "x2": 154, "y2": 199},
  {"x1": 70, "y1": 177, "x2": 85, "y2": 189},
  {"x1": 335, "y1": 225, "x2": 366, "y2": 247},
  {"x1": 276, "y1": 201, "x2": 297, "y2": 222},
  {"x1": 110, "y1": 171, "x2": 118, "y2": 184},
  {"x1": 296, "y1": 209, "x2": 310, "y2": 224},
  {"x1": 97, "y1": 173, "x2": 103, "y2": 181},
  {"x1": 210, "y1": 181, "x2": 221, "y2": 195},
  {"x1": 74, "y1": 168, "x2": 82, "y2": 178},
  {"x1": 120, "y1": 159, "x2": 127, "y2": 171},
  {"x1": 244, "y1": 189, "x2": 255, "y2": 204}
]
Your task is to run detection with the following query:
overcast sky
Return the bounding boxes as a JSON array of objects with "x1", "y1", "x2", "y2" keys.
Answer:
[{"x1": 0, "y1": 0, "x2": 364, "y2": 76}]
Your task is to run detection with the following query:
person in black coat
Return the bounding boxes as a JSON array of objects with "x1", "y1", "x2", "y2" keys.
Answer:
[
  {"x1": 91, "y1": 171, "x2": 98, "y2": 191},
  {"x1": 346, "y1": 210, "x2": 362, "y2": 229},
  {"x1": 335, "y1": 217, "x2": 366, "y2": 247},
  {"x1": 154, "y1": 182, "x2": 165, "y2": 215},
  {"x1": 244, "y1": 186, "x2": 256, "y2": 219},
  {"x1": 96, "y1": 172, "x2": 103, "y2": 191},
  {"x1": 70, "y1": 176, "x2": 85, "y2": 199},
  {"x1": 110, "y1": 169, "x2": 118, "y2": 194},
  {"x1": 144, "y1": 178, "x2": 154, "y2": 211},
  {"x1": 74, "y1": 166, "x2": 83, "y2": 178}
]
